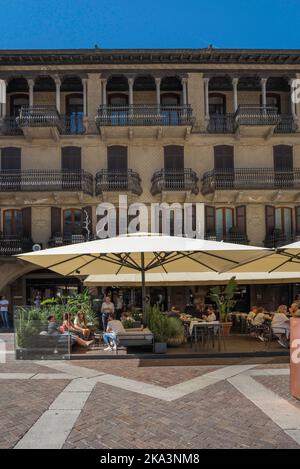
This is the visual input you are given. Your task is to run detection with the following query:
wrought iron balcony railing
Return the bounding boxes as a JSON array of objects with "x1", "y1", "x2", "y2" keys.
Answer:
[
  {"x1": 95, "y1": 169, "x2": 143, "y2": 195},
  {"x1": 151, "y1": 168, "x2": 199, "y2": 195},
  {"x1": 0, "y1": 236, "x2": 32, "y2": 256},
  {"x1": 0, "y1": 117, "x2": 23, "y2": 135},
  {"x1": 202, "y1": 168, "x2": 300, "y2": 194},
  {"x1": 264, "y1": 232, "x2": 300, "y2": 248},
  {"x1": 59, "y1": 114, "x2": 86, "y2": 135},
  {"x1": 17, "y1": 105, "x2": 61, "y2": 128},
  {"x1": 48, "y1": 233, "x2": 95, "y2": 247},
  {"x1": 208, "y1": 110, "x2": 296, "y2": 134},
  {"x1": 96, "y1": 104, "x2": 194, "y2": 127},
  {"x1": 0, "y1": 170, "x2": 93, "y2": 195},
  {"x1": 205, "y1": 232, "x2": 249, "y2": 245}
]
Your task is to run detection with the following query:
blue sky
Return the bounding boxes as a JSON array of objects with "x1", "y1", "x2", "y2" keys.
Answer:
[{"x1": 0, "y1": 0, "x2": 300, "y2": 50}]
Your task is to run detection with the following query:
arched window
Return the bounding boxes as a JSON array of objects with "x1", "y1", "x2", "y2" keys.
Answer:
[
  {"x1": 107, "y1": 146, "x2": 128, "y2": 171},
  {"x1": 63, "y1": 209, "x2": 82, "y2": 235},
  {"x1": 164, "y1": 146, "x2": 184, "y2": 170},
  {"x1": 209, "y1": 93, "x2": 226, "y2": 115}
]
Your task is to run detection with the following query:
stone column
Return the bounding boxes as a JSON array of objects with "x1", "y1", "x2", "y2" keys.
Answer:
[
  {"x1": 155, "y1": 77, "x2": 161, "y2": 106},
  {"x1": 27, "y1": 79, "x2": 35, "y2": 106},
  {"x1": 0, "y1": 79, "x2": 7, "y2": 118},
  {"x1": 232, "y1": 78, "x2": 239, "y2": 112},
  {"x1": 204, "y1": 77, "x2": 210, "y2": 119},
  {"x1": 181, "y1": 77, "x2": 188, "y2": 106},
  {"x1": 290, "y1": 78, "x2": 298, "y2": 120},
  {"x1": 101, "y1": 79, "x2": 107, "y2": 106},
  {"x1": 82, "y1": 78, "x2": 88, "y2": 116},
  {"x1": 54, "y1": 77, "x2": 61, "y2": 113},
  {"x1": 261, "y1": 77, "x2": 268, "y2": 108}
]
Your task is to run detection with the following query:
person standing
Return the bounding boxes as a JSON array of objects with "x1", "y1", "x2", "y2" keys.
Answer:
[
  {"x1": 0, "y1": 295, "x2": 9, "y2": 329},
  {"x1": 101, "y1": 296, "x2": 115, "y2": 331},
  {"x1": 115, "y1": 293, "x2": 123, "y2": 320}
]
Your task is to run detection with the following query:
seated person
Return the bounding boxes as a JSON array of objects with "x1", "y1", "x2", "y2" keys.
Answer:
[
  {"x1": 290, "y1": 302, "x2": 300, "y2": 318},
  {"x1": 61, "y1": 312, "x2": 83, "y2": 337},
  {"x1": 48, "y1": 315, "x2": 94, "y2": 348},
  {"x1": 74, "y1": 311, "x2": 91, "y2": 339},
  {"x1": 248, "y1": 307, "x2": 271, "y2": 342},
  {"x1": 192, "y1": 302, "x2": 206, "y2": 319},
  {"x1": 103, "y1": 314, "x2": 124, "y2": 352},
  {"x1": 247, "y1": 306, "x2": 258, "y2": 323},
  {"x1": 272, "y1": 305, "x2": 290, "y2": 348},
  {"x1": 203, "y1": 306, "x2": 217, "y2": 322}
]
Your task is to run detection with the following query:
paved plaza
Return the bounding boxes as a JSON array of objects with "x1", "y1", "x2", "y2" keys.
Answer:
[{"x1": 0, "y1": 334, "x2": 300, "y2": 449}]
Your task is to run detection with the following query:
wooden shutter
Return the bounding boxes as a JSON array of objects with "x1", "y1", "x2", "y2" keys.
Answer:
[
  {"x1": 51, "y1": 207, "x2": 61, "y2": 236},
  {"x1": 164, "y1": 146, "x2": 184, "y2": 170},
  {"x1": 107, "y1": 146, "x2": 127, "y2": 171},
  {"x1": 236, "y1": 206, "x2": 246, "y2": 234},
  {"x1": 205, "y1": 206, "x2": 215, "y2": 234},
  {"x1": 82, "y1": 206, "x2": 93, "y2": 238},
  {"x1": 1, "y1": 147, "x2": 21, "y2": 170},
  {"x1": 214, "y1": 145, "x2": 234, "y2": 170},
  {"x1": 21, "y1": 207, "x2": 31, "y2": 238},
  {"x1": 61, "y1": 146, "x2": 81, "y2": 170},
  {"x1": 265, "y1": 206, "x2": 275, "y2": 235},
  {"x1": 295, "y1": 207, "x2": 300, "y2": 234},
  {"x1": 273, "y1": 145, "x2": 293, "y2": 171}
]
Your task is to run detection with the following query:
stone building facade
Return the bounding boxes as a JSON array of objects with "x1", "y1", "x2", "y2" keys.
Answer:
[{"x1": 1, "y1": 48, "x2": 300, "y2": 310}]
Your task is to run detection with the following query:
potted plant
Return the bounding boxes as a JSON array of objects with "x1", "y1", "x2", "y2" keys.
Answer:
[
  {"x1": 209, "y1": 277, "x2": 238, "y2": 336},
  {"x1": 146, "y1": 306, "x2": 170, "y2": 353},
  {"x1": 166, "y1": 317, "x2": 185, "y2": 347}
]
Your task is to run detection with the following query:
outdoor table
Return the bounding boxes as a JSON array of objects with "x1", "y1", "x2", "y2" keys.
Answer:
[{"x1": 189, "y1": 320, "x2": 219, "y2": 335}]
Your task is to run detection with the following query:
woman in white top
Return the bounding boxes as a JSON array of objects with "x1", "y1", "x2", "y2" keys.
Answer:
[
  {"x1": 74, "y1": 311, "x2": 91, "y2": 338},
  {"x1": 271, "y1": 305, "x2": 290, "y2": 348},
  {"x1": 204, "y1": 307, "x2": 217, "y2": 322}
]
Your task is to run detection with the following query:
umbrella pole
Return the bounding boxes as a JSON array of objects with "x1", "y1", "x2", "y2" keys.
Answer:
[{"x1": 141, "y1": 252, "x2": 146, "y2": 324}]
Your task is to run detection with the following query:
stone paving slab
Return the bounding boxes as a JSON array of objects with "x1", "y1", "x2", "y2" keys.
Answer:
[
  {"x1": 254, "y1": 375, "x2": 300, "y2": 411},
  {"x1": 64, "y1": 380, "x2": 299, "y2": 449},
  {"x1": 0, "y1": 379, "x2": 69, "y2": 449}
]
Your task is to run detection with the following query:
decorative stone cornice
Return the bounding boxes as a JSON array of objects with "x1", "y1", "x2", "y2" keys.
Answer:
[{"x1": 1, "y1": 48, "x2": 300, "y2": 66}]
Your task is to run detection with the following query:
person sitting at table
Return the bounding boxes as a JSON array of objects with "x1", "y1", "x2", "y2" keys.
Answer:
[
  {"x1": 61, "y1": 312, "x2": 84, "y2": 338},
  {"x1": 203, "y1": 306, "x2": 217, "y2": 322},
  {"x1": 248, "y1": 307, "x2": 271, "y2": 341},
  {"x1": 290, "y1": 302, "x2": 300, "y2": 318},
  {"x1": 74, "y1": 311, "x2": 91, "y2": 339},
  {"x1": 247, "y1": 306, "x2": 258, "y2": 323},
  {"x1": 103, "y1": 313, "x2": 124, "y2": 352},
  {"x1": 271, "y1": 305, "x2": 290, "y2": 348},
  {"x1": 192, "y1": 302, "x2": 206, "y2": 319}
]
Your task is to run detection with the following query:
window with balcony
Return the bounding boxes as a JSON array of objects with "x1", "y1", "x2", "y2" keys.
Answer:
[
  {"x1": 50, "y1": 206, "x2": 92, "y2": 246},
  {"x1": 107, "y1": 146, "x2": 128, "y2": 171},
  {"x1": 209, "y1": 93, "x2": 226, "y2": 115},
  {"x1": 273, "y1": 145, "x2": 293, "y2": 187},
  {"x1": 3, "y1": 209, "x2": 22, "y2": 236},
  {"x1": 63, "y1": 209, "x2": 83, "y2": 236},
  {"x1": 65, "y1": 93, "x2": 84, "y2": 134},
  {"x1": 1, "y1": 147, "x2": 21, "y2": 191},
  {"x1": 205, "y1": 205, "x2": 247, "y2": 244},
  {"x1": 265, "y1": 206, "x2": 293, "y2": 247},
  {"x1": 10, "y1": 94, "x2": 29, "y2": 117},
  {"x1": 213, "y1": 145, "x2": 234, "y2": 189}
]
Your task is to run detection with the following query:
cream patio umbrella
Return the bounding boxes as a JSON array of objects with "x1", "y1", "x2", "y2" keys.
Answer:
[
  {"x1": 222, "y1": 240, "x2": 300, "y2": 274},
  {"x1": 17, "y1": 233, "x2": 267, "y2": 319}
]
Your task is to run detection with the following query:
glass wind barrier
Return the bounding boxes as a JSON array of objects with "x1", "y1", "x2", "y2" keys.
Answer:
[{"x1": 14, "y1": 307, "x2": 71, "y2": 360}]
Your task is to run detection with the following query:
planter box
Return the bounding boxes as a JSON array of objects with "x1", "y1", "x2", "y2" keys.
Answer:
[{"x1": 154, "y1": 342, "x2": 167, "y2": 354}]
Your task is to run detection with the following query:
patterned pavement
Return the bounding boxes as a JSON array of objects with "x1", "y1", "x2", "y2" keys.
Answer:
[{"x1": 0, "y1": 333, "x2": 300, "y2": 449}]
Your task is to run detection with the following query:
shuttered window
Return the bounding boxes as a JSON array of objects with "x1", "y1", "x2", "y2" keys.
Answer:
[
  {"x1": 61, "y1": 147, "x2": 81, "y2": 170},
  {"x1": 164, "y1": 146, "x2": 184, "y2": 170},
  {"x1": 1, "y1": 147, "x2": 21, "y2": 170},
  {"x1": 214, "y1": 145, "x2": 234, "y2": 170}
]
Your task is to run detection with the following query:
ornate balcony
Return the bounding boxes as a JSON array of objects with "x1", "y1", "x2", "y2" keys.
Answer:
[
  {"x1": 59, "y1": 114, "x2": 86, "y2": 135},
  {"x1": 95, "y1": 104, "x2": 194, "y2": 139},
  {"x1": 95, "y1": 169, "x2": 142, "y2": 196},
  {"x1": 0, "y1": 236, "x2": 32, "y2": 256},
  {"x1": 208, "y1": 109, "x2": 296, "y2": 135},
  {"x1": 16, "y1": 105, "x2": 61, "y2": 140},
  {"x1": 0, "y1": 117, "x2": 23, "y2": 136},
  {"x1": 48, "y1": 233, "x2": 94, "y2": 248},
  {"x1": 151, "y1": 168, "x2": 199, "y2": 196},
  {"x1": 0, "y1": 170, "x2": 93, "y2": 195},
  {"x1": 202, "y1": 168, "x2": 300, "y2": 195}
]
